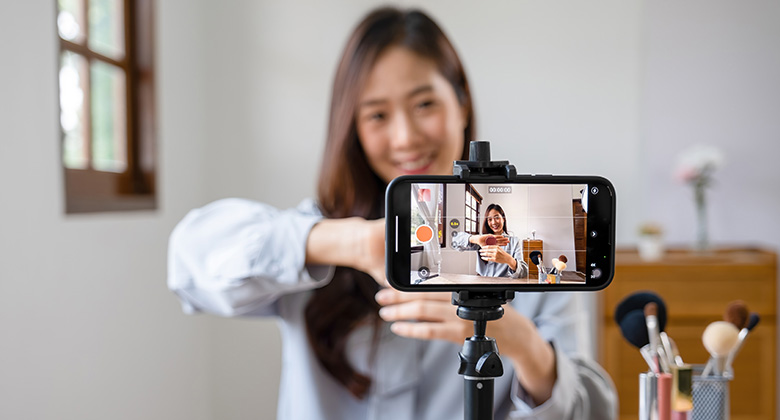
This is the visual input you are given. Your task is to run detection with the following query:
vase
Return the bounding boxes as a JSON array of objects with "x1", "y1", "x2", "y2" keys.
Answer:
[{"x1": 694, "y1": 183, "x2": 709, "y2": 252}]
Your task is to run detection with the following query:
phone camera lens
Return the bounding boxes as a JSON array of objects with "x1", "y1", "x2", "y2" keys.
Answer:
[{"x1": 590, "y1": 186, "x2": 599, "y2": 195}]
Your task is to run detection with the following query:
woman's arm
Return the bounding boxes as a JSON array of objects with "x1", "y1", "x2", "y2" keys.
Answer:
[
  {"x1": 452, "y1": 232, "x2": 509, "y2": 251},
  {"x1": 305, "y1": 217, "x2": 386, "y2": 286},
  {"x1": 168, "y1": 198, "x2": 337, "y2": 317}
]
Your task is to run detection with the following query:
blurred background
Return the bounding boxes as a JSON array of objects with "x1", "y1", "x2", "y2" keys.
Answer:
[{"x1": 1, "y1": 0, "x2": 778, "y2": 419}]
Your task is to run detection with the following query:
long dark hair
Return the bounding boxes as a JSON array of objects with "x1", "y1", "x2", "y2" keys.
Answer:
[
  {"x1": 482, "y1": 203, "x2": 507, "y2": 234},
  {"x1": 307, "y1": 7, "x2": 475, "y2": 399}
]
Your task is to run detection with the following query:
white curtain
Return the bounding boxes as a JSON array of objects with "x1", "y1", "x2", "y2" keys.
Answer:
[{"x1": 412, "y1": 184, "x2": 442, "y2": 277}]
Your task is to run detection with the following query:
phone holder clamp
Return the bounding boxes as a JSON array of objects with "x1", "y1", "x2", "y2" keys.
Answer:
[{"x1": 453, "y1": 140, "x2": 517, "y2": 180}]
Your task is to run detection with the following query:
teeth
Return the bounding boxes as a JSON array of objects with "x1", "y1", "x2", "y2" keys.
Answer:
[{"x1": 398, "y1": 156, "x2": 432, "y2": 171}]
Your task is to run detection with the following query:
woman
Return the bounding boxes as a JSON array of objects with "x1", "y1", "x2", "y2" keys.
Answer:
[
  {"x1": 168, "y1": 7, "x2": 616, "y2": 420},
  {"x1": 453, "y1": 203, "x2": 528, "y2": 278}
]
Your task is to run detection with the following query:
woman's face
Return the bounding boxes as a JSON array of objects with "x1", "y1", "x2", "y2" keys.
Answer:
[
  {"x1": 356, "y1": 46, "x2": 467, "y2": 183},
  {"x1": 486, "y1": 209, "x2": 504, "y2": 234}
]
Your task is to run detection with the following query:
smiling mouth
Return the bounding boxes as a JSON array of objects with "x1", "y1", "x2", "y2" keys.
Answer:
[{"x1": 397, "y1": 155, "x2": 434, "y2": 173}]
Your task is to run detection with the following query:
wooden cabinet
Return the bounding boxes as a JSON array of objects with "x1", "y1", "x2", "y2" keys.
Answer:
[
  {"x1": 522, "y1": 239, "x2": 543, "y2": 277},
  {"x1": 599, "y1": 247, "x2": 776, "y2": 420}
]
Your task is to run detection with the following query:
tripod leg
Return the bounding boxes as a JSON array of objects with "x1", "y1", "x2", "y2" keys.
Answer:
[{"x1": 464, "y1": 377, "x2": 494, "y2": 420}]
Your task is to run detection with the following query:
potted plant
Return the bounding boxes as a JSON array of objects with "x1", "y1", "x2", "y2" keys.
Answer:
[{"x1": 638, "y1": 222, "x2": 664, "y2": 261}]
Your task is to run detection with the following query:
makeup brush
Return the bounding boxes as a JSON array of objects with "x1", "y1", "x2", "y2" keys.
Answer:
[
  {"x1": 724, "y1": 312, "x2": 760, "y2": 375},
  {"x1": 615, "y1": 291, "x2": 668, "y2": 330},
  {"x1": 659, "y1": 331, "x2": 677, "y2": 368},
  {"x1": 529, "y1": 250, "x2": 542, "y2": 266},
  {"x1": 668, "y1": 336, "x2": 684, "y2": 367},
  {"x1": 645, "y1": 302, "x2": 669, "y2": 373},
  {"x1": 701, "y1": 321, "x2": 739, "y2": 377},
  {"x1": 549, "y1": 258, "x2": 560, "y2": 275},
  {"x1": 553, "y1": 255, "x2": 567, "y2": 272},
  {"x1": 615, "y1": 292, "x2": 670, "y2": 369},
  {"x1": 724, "y1": 300, "x2": 749, "y2": 330},
  {"x1": 618, "y1": 309, "x2": 658, "y2": 373}
]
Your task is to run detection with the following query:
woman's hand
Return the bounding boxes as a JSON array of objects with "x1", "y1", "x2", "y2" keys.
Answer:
[
  {"x1": 479, "y1": 245, "x2": 516, "y2": 269},
  {"x1": 376, "y1": 287, "x2": 557, "y2": 405},
  {"x1": 469, "y1": 234, "x2": 509, "y2": 248},
  {"x1": 305, "y1": 217, "x2": 387, "y2": 287},
  {"x1": 375, "y1": 288, "x2": 471, "y2": 344}
]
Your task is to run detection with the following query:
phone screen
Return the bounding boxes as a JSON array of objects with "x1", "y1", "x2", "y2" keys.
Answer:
[{"x1": 386, "y1": 175, "x2": 615, "y2": 291}]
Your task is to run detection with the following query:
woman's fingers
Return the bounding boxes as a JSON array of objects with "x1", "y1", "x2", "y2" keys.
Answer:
[
  {"x1": 375, "y1": 290, "x2": 470, "y2": 344},
  {"x1": 378, "y1": 299, "x2": 455, "y2": 323},
  {"x1": 375, "y1": 288, "x2": 450, "y2": 304},
  {"x1": 494, "y1": 236, "x2": 509, "y2": 246},
  {"x1": 389, "y1": 321, "x2": 469, "y2": 344},
  {"x1": 480, "y1": 246, "x2": 498, "y2": 262}
]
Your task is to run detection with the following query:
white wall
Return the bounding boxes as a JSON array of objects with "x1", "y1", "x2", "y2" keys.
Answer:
[
  {"x1": 0, "y1": 1, "x2": 214, "y2": 419},
  {"x1": 640, "y1": 0, "x2": 780, "y2": 249},
  {"x1": 2, "y1": 1, "x2": 779, "y2": 419}
]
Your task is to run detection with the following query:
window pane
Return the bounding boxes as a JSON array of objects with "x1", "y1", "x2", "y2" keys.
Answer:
[
  {"x1": 89, "y1": 0, "x2": 125, "y2": 59},
  {"x1": 60, "y1": 51, "x2": 89, "y2": 169},
  {"x1": 91, "y1": 60, "x2": 127, "y2": 172},
  {"x1": 58, "y1": 0, "x2": 86, "y2": 43}
]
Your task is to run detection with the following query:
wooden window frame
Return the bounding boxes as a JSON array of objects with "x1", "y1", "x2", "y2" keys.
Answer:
[
  {"x1": 57, "y1": 0, "x2": 156, "y2": 213},
  {"x1": 464, "y1": 184, "x2": 482, "y2": 235}
]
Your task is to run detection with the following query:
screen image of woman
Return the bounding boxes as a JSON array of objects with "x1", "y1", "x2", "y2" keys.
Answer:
[{"x1": 452, "y1": 203, "x2": 529, "y2": 279}]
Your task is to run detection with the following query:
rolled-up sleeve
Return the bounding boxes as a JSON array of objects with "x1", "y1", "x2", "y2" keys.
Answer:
[
  {"x1": 167, "y1": 198, "x2": 334, "y2": 317},
  {"x1": 451, "y1": 232, "x2": 478, "y2": 251}
]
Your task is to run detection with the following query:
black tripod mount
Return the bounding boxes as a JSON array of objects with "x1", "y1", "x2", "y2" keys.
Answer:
[{"x1": 452, "y1": 141, "x2": 518, "y2": 420}]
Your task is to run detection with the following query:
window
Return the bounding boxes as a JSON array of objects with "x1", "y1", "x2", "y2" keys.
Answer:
[
  {"x1": 57, "y1": 0, "x2": 156, "y2": 213},
  {"x1": 464, "y1": 184, "x2": 482, "y2": 234}
]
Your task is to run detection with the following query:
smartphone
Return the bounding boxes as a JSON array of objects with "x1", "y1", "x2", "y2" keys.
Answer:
[{"x1": 385, "y1": 175, "x2": 615, "y2": 292}]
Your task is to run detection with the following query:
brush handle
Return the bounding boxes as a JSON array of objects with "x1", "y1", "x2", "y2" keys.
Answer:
[
  {"x1": 701, "y1": 355, "x2": 726, "y2": 377},
  {"x1": 660, "y1": 332, "x2": 676, "y2": 368},
  {"x1": 724, "y1": 328, "x2": 749, "y2": 375},
  {"x1": 640, "y1": 345, "x2": 659, "y2": 374},
  {"x1": 657, "y1": 346, "x2": 671, "y2": 374},
  {"x1": 701, "y1": 358, "x2": 713, "y2": 377}
]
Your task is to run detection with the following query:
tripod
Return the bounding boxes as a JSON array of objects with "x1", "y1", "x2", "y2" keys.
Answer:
[{"x1": 452, "y1": 141, "x2": 518, "y2": 420}]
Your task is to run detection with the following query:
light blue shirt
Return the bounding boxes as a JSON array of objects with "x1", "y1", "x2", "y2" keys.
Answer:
[{"x1": 167, "y1": 198, "x2": 617, "y2": 420}]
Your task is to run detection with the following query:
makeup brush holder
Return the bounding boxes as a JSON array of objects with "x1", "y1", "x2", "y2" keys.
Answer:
[
  {"x1": 546, "y1": 272, "x2": 561, "y2": 284},
  {"x1": 637, "y1": 365, "x2": 731, "y2": 420},
  {"x1": 537, "y1": 269, "x2": 560, "y2": 284},
  {"x1": 692, "y1": 365, "x2": 731, "y2": 420},
  {"x1": 536, "y1": 266, "x2": 560, "y2": 284}
]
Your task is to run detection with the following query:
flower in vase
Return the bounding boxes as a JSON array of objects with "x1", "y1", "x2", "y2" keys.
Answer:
[
  {"x1": 674, "y1": 145, "x2": 725, "y2": 251},
  {"x1": 674, "y1": 145, "x2": 724, "y2": 186}
]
